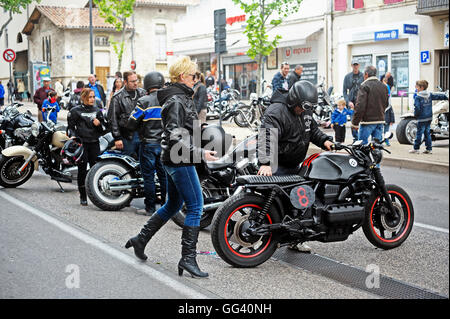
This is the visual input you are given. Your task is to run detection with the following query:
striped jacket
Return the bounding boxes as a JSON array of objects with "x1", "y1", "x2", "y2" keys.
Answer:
[{"x1": 127, "y1": 91, "x2": 163, "y2": 144}]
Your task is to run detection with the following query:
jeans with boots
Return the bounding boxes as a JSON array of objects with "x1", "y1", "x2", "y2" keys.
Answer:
[
  {"x1": 178, "y1": 226, "x2": 208, "y2": 278},
  {"x1": 125, "y1": 213, "x2": 166, "y2": 260}
]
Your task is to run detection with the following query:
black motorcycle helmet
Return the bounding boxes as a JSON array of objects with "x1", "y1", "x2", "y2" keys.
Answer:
[
  {"x1": 143, "y1": 72, "x2": 165, "y2": 92},
  {"x1": 287, "y1": 80, "x2": 318, "y2": 111},
  {"x1": 61, "y1": 138, "x2": 84, "y2": 165},
  {"x1": 201, "y1": 124, "x2": 232, "y2": 158}
]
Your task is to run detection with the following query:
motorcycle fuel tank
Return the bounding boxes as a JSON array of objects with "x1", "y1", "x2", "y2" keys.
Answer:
[{"x1": 300, "y1": 152, "x2": 365, "y2": 181}]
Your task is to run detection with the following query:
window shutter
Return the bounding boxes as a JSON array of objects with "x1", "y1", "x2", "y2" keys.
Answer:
[
  {"x1": 354, "y1": 0, "x2": 364, "y2": 9},
  {"x1": 334, "y1": 0, "x2": 347, "y2": 11}
]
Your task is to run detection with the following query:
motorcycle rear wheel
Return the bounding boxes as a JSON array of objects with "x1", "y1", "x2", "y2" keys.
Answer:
[
  {"x1": 0, "y1": 156, "x2": 34, "y2": 188},
  {"x1": 234, "y1": 104, "x2": 255, "y2": 128},
  {"x1": 363, "y1": 184, "x2": 414, "y2": 249},
  {"x1": 211, "y1": 193, "x2": 281, "y2": 268},
  {"x1": 86, "y1": 160, "x2": 133, "y2": 211}
]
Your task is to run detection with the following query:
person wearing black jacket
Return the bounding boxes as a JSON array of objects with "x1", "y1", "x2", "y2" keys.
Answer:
[
  {"x1": 67, "y1": 81, "x2": 85, "y2": 111},
  {"x1": 193, "y1": 72, "x2": 207, "y2": 123},
  {"x1": 67, "y1": 88, "x2": 107, "y2": 206},
  {"x1": 127, "y1": 72, "x2": 167, "y2": 216},
  {"x1": 258, "y1": 80, "x2": 333, "y2": 253},
  {"x1": 287, "y1": 65, "x2": 303, "y2": 89},
  {"x1": 125, "y1": 56, "x2": 218, "y2": 278},
  {"x1": 107, "y1": 71, "x2": 146, "y2": 157}
]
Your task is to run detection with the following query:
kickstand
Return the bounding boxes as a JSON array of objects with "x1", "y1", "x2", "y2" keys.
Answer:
[{"x1": 56, "y1": 181, "x2": 65, "y2": 193}]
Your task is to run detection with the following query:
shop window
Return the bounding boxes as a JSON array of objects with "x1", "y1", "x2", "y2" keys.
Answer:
[
  {"x1": 155, "y1": 24, "x2": 167, "y2": 61},
  {"x1": 42, "y1": 36, "x2": 51, "y2": 63},
  {"x1": 391, "y1": 51, "x2": 409, "y2": 97},
  {"x1": 352, "y1": 54, "x2": 373, "y2": 73}
]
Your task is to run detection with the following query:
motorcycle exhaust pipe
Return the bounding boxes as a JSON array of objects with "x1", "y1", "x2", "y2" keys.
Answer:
[
  {"x1": 203, "y1": 202, "x2": 223, "y2": 212},
  {"x1": 106, "y1": 178, "x2": 144, "y2": 191}
]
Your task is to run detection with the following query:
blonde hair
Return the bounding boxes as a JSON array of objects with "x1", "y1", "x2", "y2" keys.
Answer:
[
  {"x1": 169, "y1": 56, "x2": 198, "y2": 83},
  {"x1": 337, "y1": 98, "x2": 346, "y2": 106}
]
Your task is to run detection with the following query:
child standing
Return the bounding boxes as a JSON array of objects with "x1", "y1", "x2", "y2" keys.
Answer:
[
  {"x1": 42, "y1": 91, "x2": 61, "y2": 124},
  {"x1": 409, "y1": 80, "x2": 448, "y2": 154},
  {"x1": 331, "y1": 98, "x2": 354, "y2": 143}
]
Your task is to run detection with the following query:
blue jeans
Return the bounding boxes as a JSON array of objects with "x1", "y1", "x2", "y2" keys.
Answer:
[
  {"x1": 384, "y1": 124, "x2": 391, "y2": 145},
  {"x1": 358, "y1": 124, "x2": 384, "y2": 145},
  {"x1": 140, "y1": 143, "x2": 167, "y2": 211},
  {"x1": 122, "y1": 131, "x2": 141, "y2": 158},
  {"x1": 156, "y1": 165, "x2": 203, "y2": 227},
  {"x1": 414, "y1": 121, "x2": 432, "y2": 151}
]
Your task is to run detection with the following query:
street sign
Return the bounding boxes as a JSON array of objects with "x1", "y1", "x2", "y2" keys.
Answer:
[
  {"x1": 3, "y1": 49, "x2": 16, "y2": 63},
  {"x1": 420, "y1": 51, "x2": 431, "y2": 64},
  {"x1": 131, "y1": 60, "x2": 136, "y2": 70},
  {"x1": 166, "y1": 51, "x2": 174, "y2": 56},
  {"x1": 403, "y1": 24, "x2": 418, "y2": 35},
  {"x1": 214, "y1": 9, "x2": 227, "y2": 54}
]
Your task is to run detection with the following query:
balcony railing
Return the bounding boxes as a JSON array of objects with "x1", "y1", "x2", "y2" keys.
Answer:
[{"x1": 416, "y1": 0, "x2": 449, "y2": 16}]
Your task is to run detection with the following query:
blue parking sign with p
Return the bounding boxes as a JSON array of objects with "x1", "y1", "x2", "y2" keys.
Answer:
[{"x1": 420, "y1": 51, "x2": 430, "y2": 64}]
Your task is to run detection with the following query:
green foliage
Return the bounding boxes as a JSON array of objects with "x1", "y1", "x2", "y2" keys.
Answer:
[
  {"x1": 93, "y1": 0, "x2": 135, "y2": 31},
  {"x1": 232, "y1": 0, "x2": 303, "y2": 60},
  {"x1": 0, "y1": 0, "x2": 40, "y2": 14}
]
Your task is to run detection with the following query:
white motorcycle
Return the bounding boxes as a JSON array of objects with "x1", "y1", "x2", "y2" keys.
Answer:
[{"x1": 396, "y1": 89, "x2": 449, "y2": 145}]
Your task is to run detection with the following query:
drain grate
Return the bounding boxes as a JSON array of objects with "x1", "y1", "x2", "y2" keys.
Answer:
[{"x1": 272, "y1": 248, "x2": 447, "y2": 299}]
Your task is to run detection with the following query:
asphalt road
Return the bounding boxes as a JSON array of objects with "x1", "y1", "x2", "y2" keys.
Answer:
[{"x1": 0, "y1": 165, "x2": 448, "y2": 299}]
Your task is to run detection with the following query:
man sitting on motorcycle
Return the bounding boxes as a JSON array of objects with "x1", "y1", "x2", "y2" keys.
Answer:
[{"x1": 257, "y1": 80, "x2": 334, "y2": 252}]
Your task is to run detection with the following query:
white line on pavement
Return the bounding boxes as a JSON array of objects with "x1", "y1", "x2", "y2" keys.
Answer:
[
  {"x1": 0, "y1": 191, "x2": 209, "y2": 299},
  {"x1": 414, "y1": 222, "x2": 449, "y2": 234}
]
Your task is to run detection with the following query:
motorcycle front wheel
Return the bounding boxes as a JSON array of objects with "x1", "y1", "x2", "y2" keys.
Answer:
[
  {"x1": 86, "y1": 160, "x2": 133, "y2": 211},
  {"x1": 363, "y1": 184, "x2": 414, "y2": 250},
  {"x1": 233, "y1": 104, "x2": 255, "y2": 128},
  {"x1": 0, "y1": 156, "x2": 34, "y2": 188},
  {"x1": 211, "y1": 193, "x2": 281, "y2": 268}
]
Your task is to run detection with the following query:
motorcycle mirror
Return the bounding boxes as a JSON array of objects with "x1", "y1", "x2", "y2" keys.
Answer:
[{"x1": 384, "y1": 132, "x2": 394, "y2": 140}]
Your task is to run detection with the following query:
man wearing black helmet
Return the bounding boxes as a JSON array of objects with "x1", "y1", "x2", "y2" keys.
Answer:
[
  {"x1": 257, "y1": 80, "x2": 333, "y2": 252},
  {"x1": 127, "y1": 72, "x2": 167, "y2": 216}
]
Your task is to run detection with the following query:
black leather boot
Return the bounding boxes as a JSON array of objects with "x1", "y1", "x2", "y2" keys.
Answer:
[
  {"x1": 178, "y1": 226, "x2": 208, "y2": 278},
  {"x1": 79, "y1": 186, "x2": 88, "y2": 206},
  {"x1": 125, "y1": 213, "x2": 166, "y2": 261}
]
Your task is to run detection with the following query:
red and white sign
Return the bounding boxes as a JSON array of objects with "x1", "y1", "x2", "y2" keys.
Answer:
[
  {"x1": 226, "y1": 15, "x2": 246, "y2": 26},
  {"x1": 3, "y1": 49, "x2": 16, "y2": 63},
  {"x1": 166, "y1": 51, "x2": 174, "y2": 56},
  {"x1": 130, "y1": 60, "x2": 136, "y2": 70}
]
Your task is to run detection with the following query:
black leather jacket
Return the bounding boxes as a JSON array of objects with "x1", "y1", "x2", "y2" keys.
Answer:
[
  {"x1": 258, "y1": 90, "x2": 333, "y2": 168},
  {"x1": 126, "y1": 91, "x2": 163, "y2": 144},
  {"x1": 67, "y1": 104, "x2": 107, "y2": 143},
  {"x1": 157, "y1": 83, "x2": 203, "y2": 166},
  {"x1": 107, "y1": 87, "x2": 146, "y2": 141}
]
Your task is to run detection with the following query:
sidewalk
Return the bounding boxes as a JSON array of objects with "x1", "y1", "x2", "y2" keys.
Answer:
[{"x1": 220, "y1": 121, "x2": 449, "y2": 175}]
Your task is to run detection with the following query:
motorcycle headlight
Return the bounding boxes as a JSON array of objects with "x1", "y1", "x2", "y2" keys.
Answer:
[
  {"x1": 372, "y1": 149, "x2": 383, "y2": 164},
  {"x1": 31, "y1": 122, "x2": 40, "y2": 137}
]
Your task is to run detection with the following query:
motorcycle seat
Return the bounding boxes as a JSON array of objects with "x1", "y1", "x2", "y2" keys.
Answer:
[{"x1": 236, "y1": 175, "x2": 305, "y2": 185}]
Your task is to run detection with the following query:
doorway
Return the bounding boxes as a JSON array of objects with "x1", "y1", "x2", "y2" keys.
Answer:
[
  {"x1": 95, "y1": 66, "x2": 110, "y2": 89},
  {"x1": 376, "y1": 55, "x2": 389, "y2": 79}
]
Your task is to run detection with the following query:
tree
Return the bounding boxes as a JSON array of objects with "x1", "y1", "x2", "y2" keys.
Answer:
[
  {"x1": 94, "y1": 0, "x2": 135, "y2": 72},
  {"x1": 232, "y1": 0, "x2": 303, "y2": 95},
  {"x1": 0, "y1": 0, "x2": 41, "y2": 38}
]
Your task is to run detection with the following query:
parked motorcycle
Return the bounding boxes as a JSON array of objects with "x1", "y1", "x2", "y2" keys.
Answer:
[
  {"x1": 0, "y1": 102, "x2": 35, "y2": 151},
  {"x1": 396, "y1": 89, "x2": 449, "y2": 145},
  {"x1": 209, "y1": 88, "x2": 253, "y2": 127},
  {"x1": 59, "y1": 88, "x2": 72, "y2": 110},
  {"x1": 211, "y1": 133, "x2": 414, "y2": 268},
  {"x1": 313, "y1": 81, "x2": 335, "y2": 128},
  {"x1": 171, "y1": 134, "x2": 259, "y2": 229}
]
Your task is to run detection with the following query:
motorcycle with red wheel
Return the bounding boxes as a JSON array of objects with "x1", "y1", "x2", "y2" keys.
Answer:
[{"x1": 210, "y1": 133, "x2": 414, "y2": 268}]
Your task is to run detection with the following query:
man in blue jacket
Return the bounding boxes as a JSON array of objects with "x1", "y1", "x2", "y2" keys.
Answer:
[
  {"x1": 409, "y1": 80, "x2": 448, "y2": 154},
  {"x1": 271, "y1": 62, "x2": 290, "y2": 93}
]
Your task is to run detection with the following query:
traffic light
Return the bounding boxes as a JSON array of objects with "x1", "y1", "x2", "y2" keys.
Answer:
[{"x1": 214, "y1": 9, "x2": 227, "y2": 54}]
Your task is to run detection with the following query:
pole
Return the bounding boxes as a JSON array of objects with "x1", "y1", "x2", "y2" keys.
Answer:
[
  {"x1": 218, "y1": 53, "x2": 222, "y2": 127},
  {"x1": 89, "y1": 0, "x2": 94, "y2": 74}
]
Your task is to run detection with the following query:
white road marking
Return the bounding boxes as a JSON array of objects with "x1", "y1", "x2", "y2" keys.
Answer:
[
  {"x1": 414, "y1": 222, "x2": 449, "y2": 234},
  {"x1": 0, "y1": 191, "x2": 209, "y2": 299}
]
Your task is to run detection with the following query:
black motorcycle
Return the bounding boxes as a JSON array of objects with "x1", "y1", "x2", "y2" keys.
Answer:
[
  {"x1": 313, "y1": 82, "x2": 335, "y2": 128},
  {"x1": 211, "y1": 133, "x2": 414, "y2": 268},
  {"x1": 0, "y1": 102, "x2": 35, "y2": 151},
  {"x1": 171, "y1": 134, "x2": 259, "y2": 229}
]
